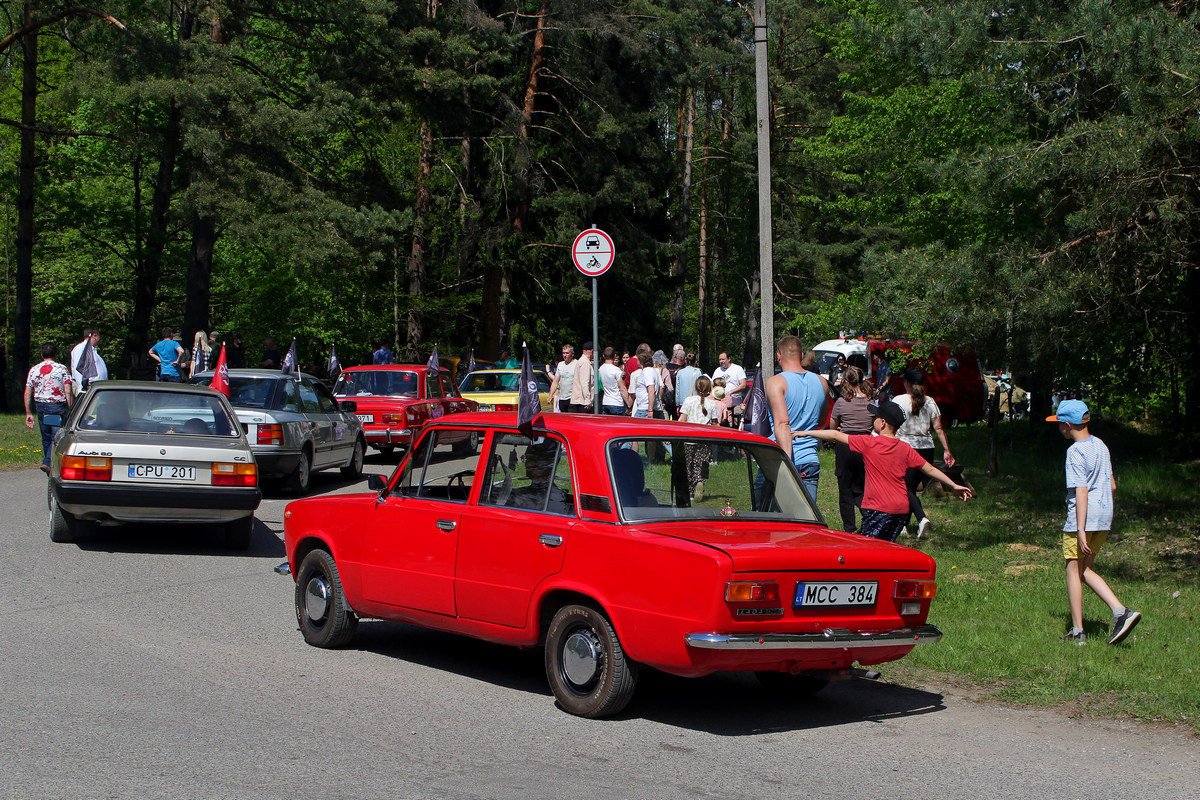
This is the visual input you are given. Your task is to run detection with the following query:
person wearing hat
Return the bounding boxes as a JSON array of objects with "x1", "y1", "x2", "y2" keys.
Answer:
[
  {"x1": 794, "y1": 399, "x2": 973, "y2": 542},
  {"x1": 1047, "y1": 399, "x2": 1141, "y2": 645}
]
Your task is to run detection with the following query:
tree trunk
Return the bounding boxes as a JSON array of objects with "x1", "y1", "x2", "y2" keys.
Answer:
[
  {"x1": 671, "y1": 85, "x2": 695, "y2": 341},
  {"x1": 513, "y1": 0, "x2": 548, "y2": 234},
  {"x1": 182, "y1": 215, "x2": 216, "y2": 346},
  {"x1": 11, "y1": 3, "x2": 36, "y2": 401},
  {"x1": 405, "y1": 120, "x2": 433, "y2": 361}
]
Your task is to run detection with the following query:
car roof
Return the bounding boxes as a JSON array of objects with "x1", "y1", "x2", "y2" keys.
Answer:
[
  {"x1": 192, "y1": 368, "x2": 318, "y2": 380},
  {"x1": 87, "y1": 380, "x2": 230, "y2": 396},
  {"x1": 426, "y1": 411, "x2": 772, "y2": 442},
  {"x1": 339, "y1": 364, "x2": 441, "y2": 373}
]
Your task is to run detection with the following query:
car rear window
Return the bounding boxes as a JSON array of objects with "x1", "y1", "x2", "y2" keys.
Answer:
[
  {"x1": 78, "y1": 389, "x2": 240, "y2": 436},
  {"x1": 607, "y1": 439, "x2": 820, "y2": 523},
  {"x1": 334, "y1": 371, "x2": 418, "y2": 398}
]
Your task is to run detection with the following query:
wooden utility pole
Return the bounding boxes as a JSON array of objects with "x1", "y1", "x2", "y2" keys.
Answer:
[{"x1": 753, "y1": 0, "x2": 774, "y2": 374}]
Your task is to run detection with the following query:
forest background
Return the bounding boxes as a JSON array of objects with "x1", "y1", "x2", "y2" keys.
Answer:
[{"x1": 2, "y1": 0, "x2": 1198, "y2": 448}]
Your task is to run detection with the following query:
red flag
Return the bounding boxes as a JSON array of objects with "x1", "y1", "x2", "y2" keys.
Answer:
[{"x1": 210, "y1": 345, "x2": 230, "y2": 397}]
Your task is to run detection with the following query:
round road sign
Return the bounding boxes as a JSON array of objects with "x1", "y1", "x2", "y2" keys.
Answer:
[{"x1": 572, "y1": 228, "x2": 615, "y2": 277}]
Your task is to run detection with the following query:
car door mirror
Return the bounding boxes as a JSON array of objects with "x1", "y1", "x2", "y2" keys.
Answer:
[
  {"x1": 368, "y1": 474, "x2": 387, "y2": 492},
  {"x1": 339, "y1": 400, "x2": 357, "y2": 413},
  {"x1": 42, "y1": 414, "x2": 63, "y2": 426}
]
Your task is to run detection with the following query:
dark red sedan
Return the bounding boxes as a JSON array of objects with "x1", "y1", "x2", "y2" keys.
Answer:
[{"x1": 332, "y1": 365, "x2": 478, "y2": 455}]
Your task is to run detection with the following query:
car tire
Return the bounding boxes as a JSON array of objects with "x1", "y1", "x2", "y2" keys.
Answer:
[
  {"x1": 340, "y1": 437, "x2": 365, "y2": 479},
  {"x1": 224, "y1": 515, "x2": 254, "y2": 550},
  {"x1": 294, "y1": 549, "x2": 358, "y2": 648},
  {"x1": 287, "y1": 447, "x2": 313, "y2": 494},
  {"x1": 453, "y1": 431, "x2": 479, "y2": 456},
  {"x1": 49, "y1": 492, "x2": 76, "y2": 544},
  {"x1": 755, "y1": 671, "x2": 830, "y2": 699},
  {"x1": 545, "y1": 603, "x2": 637, "y2": 718}
]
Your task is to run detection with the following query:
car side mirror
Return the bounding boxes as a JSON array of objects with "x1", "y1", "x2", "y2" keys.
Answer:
[
  {"x1": 42, "y1": 414, "x2": 63, "y2": 426},
  {"x1": 339, "y1": 400, "x2": 357, "y2": 413},
  {"x1": 368, "y1": 474, "x2": 387, "y2": 492}
]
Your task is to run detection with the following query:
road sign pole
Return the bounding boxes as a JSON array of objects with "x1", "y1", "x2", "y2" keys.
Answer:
[{"x1": 593, "y1": 277, "x2": 600, "y2": 413}]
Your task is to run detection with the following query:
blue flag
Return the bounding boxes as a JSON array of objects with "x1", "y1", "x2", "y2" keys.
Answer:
[
  {"x1": 426, "y1": 345, "x2": 440, "y2": 376},
  {"x1": 744, "y1": 364, "x2": 771, "y2": 438},
  {"x1": 280, "y1": 337, "x2": 299, "y2": 377},
  {"x1": 517, "y1": 342, "x2": 541, "y2": 434},
  {"x1": 327, "y1": 345, "x2": 340, "y2": 377}
]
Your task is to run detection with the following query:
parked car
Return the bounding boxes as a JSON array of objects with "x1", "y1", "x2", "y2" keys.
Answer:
[
  {"x1": 457, "y1": 368, "x2": 551, "y2": 412},
  {"x1": 332, "y1": 364, "x2": 478, "y2": 455},
  {"x1": 283, "y1": 413, "x2": 942, "y2": 718},
  {"x1": 47, "y1": 381, "x2": 261, "y2": 548},
  {"x1": 192, "y1": 369, "x2": 365, "y2": 493}
]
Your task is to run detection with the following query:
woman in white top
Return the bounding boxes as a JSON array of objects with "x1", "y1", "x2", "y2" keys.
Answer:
[
  {"x1": 894, "y1": 373, "x2": 954, "y2": 538},
  {"x1": 632, "y1": 352, "x2": 662, "y2": 419},
  {"x1": 679, "y1": 375, "x2": 719, "y2": 500}
]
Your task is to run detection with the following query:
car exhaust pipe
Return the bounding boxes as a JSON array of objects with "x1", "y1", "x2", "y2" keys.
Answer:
[
  {"x1": 851, "y1": 668, "x2": 881, "y2": 680},
  {"x1": 273, "y1": 561, "x2": 290, "y2": 575}
]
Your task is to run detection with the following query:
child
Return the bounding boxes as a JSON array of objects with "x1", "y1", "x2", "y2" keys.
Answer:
[
  {"x1": 795, "y1": 399, "x2": 973, "y2": 542},
  {"x1": 1047, "y1": 400, "x2": 1141, "y2": 645}
]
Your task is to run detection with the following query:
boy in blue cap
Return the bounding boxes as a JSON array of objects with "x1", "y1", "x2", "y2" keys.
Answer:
[{"x1": 1048, "y1": 399, "x2": 1141, "y2": 645}]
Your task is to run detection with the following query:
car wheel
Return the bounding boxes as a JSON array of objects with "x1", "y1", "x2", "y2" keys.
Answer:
[
  {"x1": 755, "y1": 671, "x2": 830, "y2": 699},
  {"x1": 224, "y1": 515, "x2": 254, "y2": 550},
  {"x1": 545, "y1": 604, "x2": 637, "y2": 718},
  {"x1": 294, "y1": 549, "x2": 358, "y2": 648},
  {"x1": 287, "y1": 447, "x2": 313, "y2": 494},
  {"x1": 49, "y1": 492, "x2": 76, "y2": 544},
  {"x1": 453, "y1": 430, "x2": 479, "y2": 456},
  {"x1": 341, "y1": 437, "x2": 365, "y2": 479}
]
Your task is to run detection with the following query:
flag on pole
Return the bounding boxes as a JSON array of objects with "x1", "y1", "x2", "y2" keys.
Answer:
[
  {"x1": 517, "y1": 341, "x2": 541, "y2": 436},
  {"x1": 210, "y1": 345, "x2": 230, "y2": 398},
  {"x1": 426, "y1": 344, "x2": 440, "y2": 375},
  {"x1": 74, "y1": 337, "x2": 99, "y2": 391},
  {"x1": 280, "y1": 337, "x2": 299, "y2": 377},
  {"x1": 327, "y1": 345, "x2": 340, "y2": 378},
  {"x1": 467, "y1": 348, "x2": 476, "y2": 375},
  {"x1": 743, "y1": 364, "x2": 771, "y2": 438}
]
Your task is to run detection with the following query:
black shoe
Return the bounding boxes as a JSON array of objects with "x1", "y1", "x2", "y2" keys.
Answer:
[
  {"x1": 39, "y1": 464, "x2": 50, "y2": 474},
  {"x1": 1108, "y1": 609, "x2": 1141, "y2": 644}
]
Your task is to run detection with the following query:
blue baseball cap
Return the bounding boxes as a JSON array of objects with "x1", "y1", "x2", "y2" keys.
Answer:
[{"x1": 1047, "y1": 399, "x2": 1090, "y2": 425}]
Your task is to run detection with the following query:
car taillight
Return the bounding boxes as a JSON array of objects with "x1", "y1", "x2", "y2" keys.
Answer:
[
  {"x1": 212, "y1": 462, "x2": 258, "y2": 487},
  {"x1": 257, "y1": 424, "x2": 283, "y2": 445},
  {"x1": 893, "y1": 580, "x2": 938, "y2": 600},
  {"x1": 725, "y1": 580, "x2": 783, "y2": 618},
  {"x1": 60, "y1": 456, "x2": 112, "y2": 481},
  {"x1": 382, "y1": 413, "x2": 404, "y2": 424},
  {"x1": 495, "y1": 404, "x2": 515, "y2": 412}
]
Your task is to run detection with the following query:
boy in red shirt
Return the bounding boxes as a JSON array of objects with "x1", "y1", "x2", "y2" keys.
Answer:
[{"x1": 795, "y1": 400, "x2": 974, "y2": 541}]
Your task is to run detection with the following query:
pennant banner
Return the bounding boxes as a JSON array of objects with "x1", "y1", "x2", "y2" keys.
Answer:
[
  {"x1": 210, "y1": 345, "x2": 230, "y2": 398},
  {"x1": 743, "y1": 365, "x2": 771, "y2": 438},
  {"x1": 280, "y1": 337, "x2": 299, "y2": 377},
  {"x1": 517, "y1": 342, "x2": 541, "y2": 435}
]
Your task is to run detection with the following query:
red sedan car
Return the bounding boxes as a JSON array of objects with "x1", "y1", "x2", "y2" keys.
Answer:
[
  {"x1": 332, "y1": 364, "x2": 478, "y2": 455},
  {"x1": 283, "y1": 413, "x2": 942, "y2": 718}
]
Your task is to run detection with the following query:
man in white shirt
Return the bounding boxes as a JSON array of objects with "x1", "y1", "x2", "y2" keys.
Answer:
[
  {"x1": 70, "y1": 328, "x2": 108, "y2": 391},
  {"x1": 713, "y1": 351, "x2": 747, "y2": 406},
  {"x1": 548, "y1": 344, "x2": 577, "y2": 412}
]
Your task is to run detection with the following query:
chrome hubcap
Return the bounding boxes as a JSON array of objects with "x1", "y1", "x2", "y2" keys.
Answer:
[
  {"x1": 305, "y1": 575, "x2": 330, "y2": 623},
  {"x1": 563, "y1": 629, "x2": 602, "y2": 687}
]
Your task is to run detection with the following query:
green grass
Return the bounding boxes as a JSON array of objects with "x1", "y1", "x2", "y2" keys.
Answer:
[
  {"x1": 807, "y1": 419, "x2": 1200, "y2": 731},
  {"x1": 0, "y1": 413, "x2": 45, "y2": 470}
]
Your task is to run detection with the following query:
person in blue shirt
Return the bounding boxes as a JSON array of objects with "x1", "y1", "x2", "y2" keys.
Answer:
[
  {"x1": 372, "y1": 341, "x2": 394, "y2": 365},
  {"x1": 149, "y1": 327, "x2": 184, "y2": 382}
]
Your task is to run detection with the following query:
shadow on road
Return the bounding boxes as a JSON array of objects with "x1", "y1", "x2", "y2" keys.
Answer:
[
  {"x1": 341, "y1": 620, "x2": 946, "y2": 732},
  {"x1": 72, "y1": 517, "x2": 285, "y2": 558}
]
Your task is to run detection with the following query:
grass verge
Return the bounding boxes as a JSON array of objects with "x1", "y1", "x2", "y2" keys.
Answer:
[{"x1": 0, "y1": 412, "x2": 44, "y2": 471}]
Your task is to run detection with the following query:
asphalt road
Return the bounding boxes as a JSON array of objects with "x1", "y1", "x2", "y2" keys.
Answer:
[{"x1": 3, "y1": 460, "x2": 1197, "y2": 800}]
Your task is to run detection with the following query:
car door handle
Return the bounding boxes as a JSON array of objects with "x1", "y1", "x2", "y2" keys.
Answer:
[
  {"x1": 538, "y1": 534, "x2": 563, "y2": 547},
  {"x1": 436, "y1": 519, "x2": 457, "y2": 532}
]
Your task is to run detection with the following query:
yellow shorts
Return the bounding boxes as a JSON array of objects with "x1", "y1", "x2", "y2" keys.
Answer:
[{"x1": 1063, "y1": 530, "x2": 1109, "y2": 560}]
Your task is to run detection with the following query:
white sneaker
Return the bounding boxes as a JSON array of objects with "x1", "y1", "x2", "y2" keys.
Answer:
[{"x1": 917, "y1": 518, "x2": 931, "y2": 539}]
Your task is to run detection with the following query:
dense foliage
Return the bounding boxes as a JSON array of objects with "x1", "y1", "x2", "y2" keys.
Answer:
[{"x1": 2, "y1": 0, "x2": 1197, "y2": 445}]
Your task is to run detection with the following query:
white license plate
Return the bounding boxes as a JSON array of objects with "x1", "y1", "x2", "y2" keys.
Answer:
[
  {"x1": 356, "y1": 414, "x2": 373, "y2": 423},
  {"x1": 127, "y1": 463, "x2": 196, "y2": 482},
  {"x1": 794, "y1": 581, "x2": 878, "y2": 609}
]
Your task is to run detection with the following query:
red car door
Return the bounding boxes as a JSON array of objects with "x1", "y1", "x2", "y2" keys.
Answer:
[
  {"x1": 360, "y1": 429, "x2": 483, "y2": 616},
  {"x1": 455, "y1": 435, "x2": 575, "y2": 627}
]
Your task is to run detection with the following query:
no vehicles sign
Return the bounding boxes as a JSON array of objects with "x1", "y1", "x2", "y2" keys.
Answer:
[{"x1": 572, "y1": 228, "x2": 615, "y2": 277}]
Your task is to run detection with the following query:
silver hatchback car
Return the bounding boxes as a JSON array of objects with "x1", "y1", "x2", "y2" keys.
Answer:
[{"x1": 192, "y1": 369, "x2": 365, "y2": 493}]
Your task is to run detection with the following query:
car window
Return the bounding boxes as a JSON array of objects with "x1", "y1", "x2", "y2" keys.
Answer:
[
  {"x1": 312, "y1": 382, "x2": 340, "y2": 414},
  {"x1": 79, "y1": 389, "x2": 238, "y2": 436},
  {"x1": 427, "y1": 371, "x2": 444, "y2": 399},
  {"x1": 395, "y1": 430, "x2": 479, "y2": 503},
  {"x1": 480, "y1": 435, "x2": 574, "y2": 516},
  {"x1": 607, "y1": 439, "x2": 819, "y2": 523},
  {"x1": 278, "y1": 379, "x2": 301, "y2": 412},
  {"x1": 439, "y1": 371, "x2": 457, "y2": 398},
  {"x1": 296, "y1": 380, "x2": 323, "y2": 414},
  {"x1": 195, "y1": 375, "x2": 276, "y2": 409}
]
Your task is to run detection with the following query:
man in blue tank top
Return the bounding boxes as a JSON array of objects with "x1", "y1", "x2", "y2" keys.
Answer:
[{"x1": 765, "y1": 335, "x2": 830, "y2": 503}]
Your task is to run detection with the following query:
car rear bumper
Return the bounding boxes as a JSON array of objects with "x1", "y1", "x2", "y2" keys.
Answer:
[
  {"x1": 684, "y1": 624, "x2": 942, "y2": 650},
  {"x1": 53, "y1": 479, "x2": 260, "y2": 523},
  {"x1": 362, "y1": 426, "x2": 414, "y2": 447},
  {"x1": 251, "y1": 449, "x2": 301, "y2": 478}
]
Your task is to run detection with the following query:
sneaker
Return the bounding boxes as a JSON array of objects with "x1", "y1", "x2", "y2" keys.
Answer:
[
  {"x1": 1107, "y1": 609, "x2": 1141, "y2": 645},
  {"x1": 917, "y1": 517, "x2": 931, "y2": 539},
  {"x1": 1061, "y1": 630, "x2": 1086, "y2": 646}
]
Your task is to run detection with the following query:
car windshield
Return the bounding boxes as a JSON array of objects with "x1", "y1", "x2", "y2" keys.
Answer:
[
  {"x1": 607, "y1": 439, "x2": 820, "y2": 523},
  {"x1": 191, "y1": 375, "x2": 279, "y2": 409},
  {"x1": 78, "y1": 389, "x2": 239, "y2": 436},
  {"x1": 460, "y1": 372, "x2": 549, "y2": 394},
  {"x1": 334, "y1": 371, "x2": 419, "y2": 398}
]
